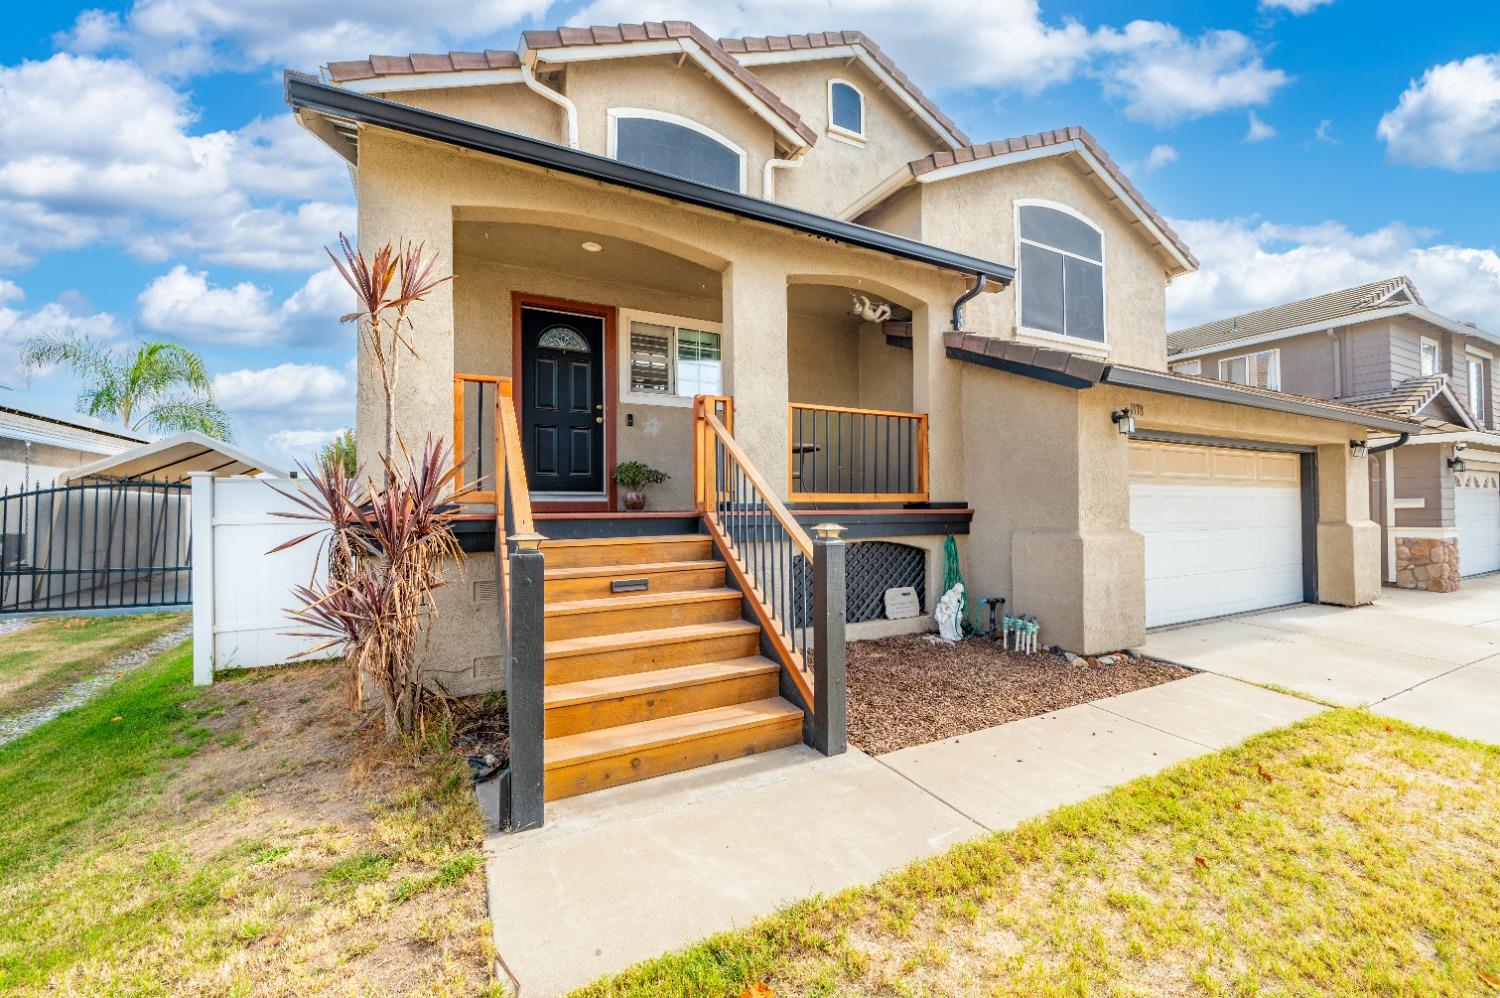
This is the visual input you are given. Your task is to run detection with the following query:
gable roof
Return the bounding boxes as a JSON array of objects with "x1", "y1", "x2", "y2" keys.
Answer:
[
  {"x1": 717, "y1": 31, "x2": 969, "y2": 149},
  {"x1": 1169, "y1": 276, "x2": 1425, "y2": 354},
  {"x1": 844, "y1": 126, "x2": 1196, "y2": 277},
  {"x1": 326, "y1": 22, "x2": 819, "y2": 149},
  {"x1": 1340, "y1": 374, "x2": 1479, "y2": 432}
]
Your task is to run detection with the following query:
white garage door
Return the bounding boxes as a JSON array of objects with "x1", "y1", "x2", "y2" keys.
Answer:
[
  {"x1": 1129, "y1": 440, "x2": 1305, "y2": 627},
  {"x1": 1456, "y1": 469, "x2": 1500, "y2": 577}
]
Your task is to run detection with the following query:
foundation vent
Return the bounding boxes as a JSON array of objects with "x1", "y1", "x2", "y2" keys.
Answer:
[{"x1": 473, "y1": 579, "x2": 498, "y2": 602}]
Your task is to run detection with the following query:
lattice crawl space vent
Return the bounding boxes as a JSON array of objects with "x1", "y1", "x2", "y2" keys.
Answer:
[{"x1": 473, "y1": 579, "x2": 498, "y2": 602}]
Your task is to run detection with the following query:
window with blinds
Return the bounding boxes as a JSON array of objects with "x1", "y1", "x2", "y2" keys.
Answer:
[
  {"x1": 626, "y1": 317, "x2": 722, "y2": 401},
  {"x1": 1218, "y1": 349, "x2": 1281, "y2": 391}
]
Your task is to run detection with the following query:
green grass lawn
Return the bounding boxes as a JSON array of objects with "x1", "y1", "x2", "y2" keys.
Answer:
[
  {"x1": 577, "y1": 710, "x2": 1500, "y2": 997},
  {"x1": 0, "y1": 612, "x2": 186, "y2": 719},
  {"x1": 0, "y1": 640, "x2": 499, "y2": 996}
]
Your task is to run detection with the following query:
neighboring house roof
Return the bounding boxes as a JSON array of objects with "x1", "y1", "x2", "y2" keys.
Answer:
[
  {"x1": 1341, "y1": 374, "x2": 1479, "y2": 432},
  {"x1": 285, "y1": 74, "x2": 1014, "y2": 286},
  {"x1": 0, "y1": 402, "x2": 146, "y2": 454},
  {"x1": 327, "y1": 22, "x2": 819, "y2": 149},
  {"x1": 842, "y1": 127, "x2": 1197, "y2": 278},
  {"x1": 1168, "y1": 276, "x2": 1430, "y2": 355},
  {"x1": 63, "y1": 431, "x2": 287, "y2": 484},
  {"x1": 717, "y1": 31, "x2": 969, "y2": 149},
  {"x1": 941, "y1": 331, "x2": 1421, "y2": 433}
]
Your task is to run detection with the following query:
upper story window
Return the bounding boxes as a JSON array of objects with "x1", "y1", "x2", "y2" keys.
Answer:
[
  {"x1": 1468, "y1": 355, "x2": 1489, "y2": 424},
  {"x1": 1220, "y1": 349, "x2": 1281, "y2": 391},
  {"x1": 828, "y1": 80, "x2": 865, "y2": 140},
  {"x1": 1171, "y1": 359, "x2": 1202, "y2": 376},
  {"x1": 1017, "y1": 203, "x2": 1106, "y2": 344},
  {"x1": 608, "y1": 109, "x2": 746, "y2": 193},
  {"x1": 1421, "y1": 337, "x2": 1440, "y2": 376}
]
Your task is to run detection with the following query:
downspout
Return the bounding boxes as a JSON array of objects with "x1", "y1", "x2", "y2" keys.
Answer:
[
  {"x1": 1367, "y1": 432, "x2": 1409, "y2": 455},
  {"x1": 761, "y1": 150, "x2": 806, "y2": 202},
  {"x1": 951, "y1": 274, "x2": 987, "y2": 330},
  {"x1": 519, "y1": 57, "x2": 578, "y2": 149}
]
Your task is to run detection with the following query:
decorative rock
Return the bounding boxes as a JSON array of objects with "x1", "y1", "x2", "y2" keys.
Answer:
[{"x1": 1394, "y1": 536, "x2": 1461, "y2": 594}]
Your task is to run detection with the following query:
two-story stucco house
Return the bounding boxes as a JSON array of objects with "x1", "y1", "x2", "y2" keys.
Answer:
[
  {"x1": 1169, "y1": 276, "x2": 1500, "y2": 592},
  {"x1": 288, "y1": 23, "x2": 1417, "y2": 818}
]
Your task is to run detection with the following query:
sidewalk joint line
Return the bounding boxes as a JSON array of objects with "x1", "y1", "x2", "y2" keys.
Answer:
[{"x1": 869, "y1": 754, "x2": 994, "y2": 832}]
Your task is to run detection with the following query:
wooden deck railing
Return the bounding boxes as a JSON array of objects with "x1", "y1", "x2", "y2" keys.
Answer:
[
  {"x1": 695, "y1": 396, "x2": 848, "y2": 752},
  {"x1": 788, "y1": 402, "x2": 929, "y2": 503},
  {"x1": 453, "y1": 373, "x2": 502, "y2": 503}
]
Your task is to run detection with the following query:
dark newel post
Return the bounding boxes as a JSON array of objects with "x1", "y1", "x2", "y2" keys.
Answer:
[
  {"x1": 811, "y1": 522, "x2": 847, "y2": 756},
  {"x1": 505, "y1": 532, "x2": 547, "y2": 831}
]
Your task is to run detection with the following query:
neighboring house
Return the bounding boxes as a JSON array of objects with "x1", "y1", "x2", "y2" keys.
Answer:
[
  {"x1": 289, "y1": 23, "x2": 1416, "y2": 811},
  {"x1": 0, "y1": 402, "x2": 146, "y2": 493},
  {"x1": 1169, "y1": 276, "x2": 1500, "y2": 591}
]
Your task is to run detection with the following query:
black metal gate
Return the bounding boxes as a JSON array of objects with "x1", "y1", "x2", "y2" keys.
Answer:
[{"x1": 0, "y1": 480, "x2": 191, "y2": 614}]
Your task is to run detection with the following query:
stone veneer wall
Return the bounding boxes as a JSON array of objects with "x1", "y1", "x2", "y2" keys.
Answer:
[{"x1": 1394, "y1": 537, "x2": 1460, "y2": 593}]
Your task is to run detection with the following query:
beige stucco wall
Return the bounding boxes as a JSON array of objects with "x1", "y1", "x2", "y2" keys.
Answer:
[
  {"x1": 919, "y1": 158, "x2": 1170, "y2": 371},
  {"x1": 744, "y1": 60, "x2": 941, "y2": 215},
  {"x1": 377, "y1": 83, "x2": 564, "y2": 143}
]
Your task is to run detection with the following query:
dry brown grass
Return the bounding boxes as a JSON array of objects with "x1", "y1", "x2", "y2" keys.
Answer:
[{"x1": 0, "y1": 647, "x2": 500, "y2": 996}]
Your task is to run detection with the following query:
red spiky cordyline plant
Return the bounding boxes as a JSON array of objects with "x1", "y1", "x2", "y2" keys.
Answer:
[
  {"x1": 326, "y1": 233, "x2": 453, "y2": 466},
  {"x1": 274, "y1": 439, "x2": 463, "y2": 741}
]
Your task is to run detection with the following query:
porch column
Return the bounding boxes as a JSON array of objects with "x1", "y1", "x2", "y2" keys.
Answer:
[
  {"x1": 722, "y1": 258, "x2": 789, "y2": 493},
  {"x1": 354, "y1": 133, "x2": 456, "y2": 462},
  {"x1": 910, "y1": 293, "x2": 965, "y2": 501},
  {"x1": 1315, "y1": 440, "x2": 1382, "y2": 606}
]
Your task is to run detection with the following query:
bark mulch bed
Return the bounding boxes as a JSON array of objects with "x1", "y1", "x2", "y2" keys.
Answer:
[{"x1": 847, "y1": 634, "x2": 1192, "y2": 755}]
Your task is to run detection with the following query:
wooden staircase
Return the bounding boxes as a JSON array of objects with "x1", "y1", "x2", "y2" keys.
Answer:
[{"x1": 540, "y1": 533, "x2": 805, "y2": 800}]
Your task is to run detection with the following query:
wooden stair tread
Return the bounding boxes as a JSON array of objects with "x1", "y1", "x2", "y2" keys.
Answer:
[
  {"x1": 542, "y1": 534, "x2": 704, "y2": 549},
  {"x1": 544, "y1": 698, "x2": 801, "y2": 770},
  {"x1": 544, "y1": 657, "x2": 777, "y2": 708},
  {"x1": 544, "y1": 587, "x2": 740, "y2": 616},
  {"x1": 545, "y1": 620, "x2": 759, "y2": 659},
  {"x1": 544, "y1": 559, "x2": 722, "y2": 580}
]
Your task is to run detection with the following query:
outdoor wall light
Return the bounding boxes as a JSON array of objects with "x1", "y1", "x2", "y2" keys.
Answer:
[
  {"x1": 1449, "y1": 455, "x2": 1469, "y2": 474},
  {"x1": 1111, "y1": 409, "x2": 1136, "y2": 435},
  {"x1": 1350, "y1": 440, "x2": 1369, "y2": 459}
]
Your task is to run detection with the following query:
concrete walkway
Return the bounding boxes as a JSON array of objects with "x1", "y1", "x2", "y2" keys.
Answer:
[
  {"x1": 482, "y1": 672, "x2": 1318, "y2": 996},
  {"x1": 1141, "y1": 575, "x2": 1500, "y2": 744}
]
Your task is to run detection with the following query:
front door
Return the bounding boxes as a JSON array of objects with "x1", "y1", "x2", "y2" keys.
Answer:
[{"x1": 519, "y1": 305, "x2": 606, "y2": 496}]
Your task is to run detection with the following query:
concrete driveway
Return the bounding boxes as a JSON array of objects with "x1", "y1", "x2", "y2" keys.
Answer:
[{"x1": 1140, "y1": 575, "x2": 1500, "y2": 744}]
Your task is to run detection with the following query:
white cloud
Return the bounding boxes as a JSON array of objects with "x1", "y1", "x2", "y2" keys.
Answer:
[
  {"x1": 0, "y1": 52, "x2": 351, "y2": 268},
  {"x1": 1244, "y1": 110, "x2": 1276, "y2": 142},
  {"x1": 1097, "y1": 24, "x2": 1289, "y2": 126},
  {"x1": 0, "y1": 280, "x2": 21, "y2": 305},
  {"x1": 571, "y1": 1, "x2": 1287, "y2": 125},
  {"x1": 0, "y1": 290, "x2": 124, "y2": 389},
  {"x1": 1145, "y1": 144, "x2": 1178, "y2": 170},
  {"x1": 213, "y1": 362, "x2": 349, "y2": 412},
  {"x1": 1167, "y1": 217, "x2": 1500, "y2": 332},
  {"x1": 137, "y1": 265, "x2": 349, "y2": 345},
  {"x1": 1377, "y1": 54, "x2": 1500, "y2": 172},
  {"x1": 1314, "y1": 118, "x2": 1337, "y2": 144},
  {"x1": 59, "y1": 0, "x2": 549, "y2": 75},
  {"x1": 262, "y1": 427, "x2": 350, "y2": 469},
  {"x1": 1259, "y1": 0, "x2": 1334, "y2": 14}
]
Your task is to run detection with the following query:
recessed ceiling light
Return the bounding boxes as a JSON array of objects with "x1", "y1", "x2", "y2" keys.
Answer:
[{"x1": 581, "y1": 241, "x2": 603, "y2": 252}]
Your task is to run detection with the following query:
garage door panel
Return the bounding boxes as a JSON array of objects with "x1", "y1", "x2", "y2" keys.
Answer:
[
  {"x1": 1130, "y1": 441, "x2": 1304, "y2": 628},
  {"x1": 1456, "y1": 471, "x2": 1500, "y2": 577}
]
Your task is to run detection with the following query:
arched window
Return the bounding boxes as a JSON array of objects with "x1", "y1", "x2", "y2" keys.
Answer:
[
  {"x1": 537, "y1": 325, "x2": 591, "y2": 353},
  {"x1": 1017, "y1": 202, "x2": 1105, "y2": 344},
  {"x1": 608, "y1": 109, "x2": 746, "y2": 193},
  {"x1": 828, "y1": 79, "x2": 864, "y2": 139}
]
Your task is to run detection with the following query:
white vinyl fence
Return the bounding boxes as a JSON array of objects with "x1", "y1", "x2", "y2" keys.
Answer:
[{"x1": 191, "y1": 473, "x2": 330, "y2": 684}]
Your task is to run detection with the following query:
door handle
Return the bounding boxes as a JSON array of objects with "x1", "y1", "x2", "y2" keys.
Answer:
[
  {"x1": 594, "y1": 404, "x2": 603, "y2": 411},
  {"x1": 595, "y1": 416, "x2": 604, "y2": 424}
]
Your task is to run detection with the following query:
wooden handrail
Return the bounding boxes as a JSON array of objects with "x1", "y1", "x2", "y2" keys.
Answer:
[
  {"x1": 496, "y1": 377, "x2": 533, "y2": 535},
  {"x1": 453, "y1": 373, "x2": 502, "y2": 503},
  {"x1": 787, "y1": 401, "x2": 930, "y2": 420},
  {"x1": 699, "y1": 406, "x2": 812, "y2": 558}
]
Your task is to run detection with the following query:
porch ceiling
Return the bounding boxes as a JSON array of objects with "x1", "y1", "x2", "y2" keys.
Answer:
[{"x1": 455, "y1": 221, "x2": 719, "y2": 299}]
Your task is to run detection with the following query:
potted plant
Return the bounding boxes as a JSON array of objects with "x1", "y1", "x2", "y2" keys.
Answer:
[{"x1": 614, "y1": 460, "x2": 669, "y2": 511}]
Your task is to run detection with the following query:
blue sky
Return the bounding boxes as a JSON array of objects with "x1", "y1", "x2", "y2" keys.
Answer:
[{"x1": 2, "y1": 0, "x2": 1497, "y2": 465}]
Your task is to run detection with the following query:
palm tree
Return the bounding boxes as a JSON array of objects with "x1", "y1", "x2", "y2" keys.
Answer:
[{"x1": 20, "y1": 333, "x2": 233, "y2": 440}]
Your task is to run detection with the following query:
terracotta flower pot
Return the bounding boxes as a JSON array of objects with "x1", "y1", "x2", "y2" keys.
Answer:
[{"x1": 623, "y1": 491, "x2": 647, "y2": 511}]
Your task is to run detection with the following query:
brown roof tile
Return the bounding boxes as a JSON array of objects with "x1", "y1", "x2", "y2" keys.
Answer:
[
  {"x1": 908, "y1": 126, "x2": 1196, "y2": 273},
  {"x1": 718, "y1": 30, "x2": 970, "y2": 146},
  {"x1": 327, "y1": 49, "x2": 519, "y2": 82}
]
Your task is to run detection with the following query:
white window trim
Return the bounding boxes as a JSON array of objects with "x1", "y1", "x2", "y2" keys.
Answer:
[
  {"x1": 1468, "y1": 356, "x2": 1488, "y2": 424},
  {"x1": 1013, "y1": 199, "x2": 1108, "y2": 350},
  {"x1": 619, "y1": 308, "x2": 725, "y2": 408},
  {"x1": 1172, "y1": 359, "x2": 1202, "y2": 376},
  {"x1": 606, "y1": 107, "x2": 748, "y2": 194},
  {"x1": 1217, "y1": 348, "x2": 1282, "y2": 391},
  {"x1": 1420, "y1": 336, "x2": 1441, "y2": 376},
  {"x1": 826, "y1": 78, "x2": 866, "y2": 143}
]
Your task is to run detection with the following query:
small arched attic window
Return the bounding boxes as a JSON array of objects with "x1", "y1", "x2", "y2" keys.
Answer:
[{"x1": 828, "y1": 79, "x2": 865, "y2": 141}]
